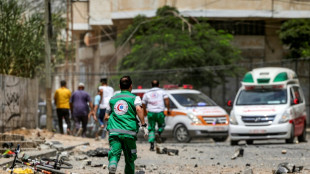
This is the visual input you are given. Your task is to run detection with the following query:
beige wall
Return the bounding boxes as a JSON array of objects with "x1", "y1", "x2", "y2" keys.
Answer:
[
  {"x1": 0, "y1": 75, "x2": 38, "y2": 132},
  {"x1": 264, "y1": 20, "x2": 284, "y2": 62},
  {"x1": 89, "y1": 0, "x2": 112, "y2": 25},
  {"x1": 72, "y1": 1, "x2": 89, "y2": 30},
  {"x1": 110, "y1": 0, "x2": 310, "y2": 12}
]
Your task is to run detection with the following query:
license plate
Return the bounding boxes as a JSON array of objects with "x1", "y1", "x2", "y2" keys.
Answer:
[
  {"x1": 249, "y1": 129, "x2": 266, "y2": 134},
  {"x1": 213, "y1": 126, "x2": 225, "y2": 131}
]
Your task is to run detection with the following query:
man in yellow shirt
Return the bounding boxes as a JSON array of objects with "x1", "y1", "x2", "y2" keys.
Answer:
[{"x1": 54, "y1": 80, "x2": 72, "y2": 134}]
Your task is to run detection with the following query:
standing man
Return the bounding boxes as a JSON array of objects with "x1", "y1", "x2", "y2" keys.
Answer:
[
  {"x1": 70, "y1": 83, "x2": 95, "y2": 137},
  {"x1": 105, "y1": 76, "x2": 148, "y2": 174},
  {"x1": 98, "y1": 78, "x2": 114, "y2": 138},
  {"x1": 142, "y1": 80, "x2": 170, "y2": 151},
  {"x1": 54, "y1": 80, "x2": 72, "y2": 134}
]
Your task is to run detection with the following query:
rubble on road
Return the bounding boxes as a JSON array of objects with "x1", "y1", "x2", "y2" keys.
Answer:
[
  {"x1": 155, "y1": 145, "x2": 179, "y2": 156},
  {"x1": 86, "y1": 147, "x2": 109, "y2": 157},
  {"x1": 273, "y1": 162, "x2": 304, "y2": 174},
  {"x1": 243, "y1": 163, "x2": 253, "y2": 174},
  {"x1": 231, "y1": 147, "x2": 244, "y2": 160}
]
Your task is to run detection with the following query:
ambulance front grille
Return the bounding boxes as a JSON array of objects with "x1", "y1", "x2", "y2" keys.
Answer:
[
  {"x1": 203, "y1": 116, "x2": 228, "y2": 124},
  {"x1": 241, "y1": 115, "x2": 276, "y2": 124}
]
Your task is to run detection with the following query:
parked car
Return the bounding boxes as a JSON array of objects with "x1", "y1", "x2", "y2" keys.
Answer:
[
  {"x1": 116, "y1": 86, "x2": 229, "y2": 143},
  {"x1": 38, "y1": 102, "x2": 98, "y2": 137}
]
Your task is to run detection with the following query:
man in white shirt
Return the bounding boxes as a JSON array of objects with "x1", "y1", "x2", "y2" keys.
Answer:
[
  {"x1": 142, "y1": 80, "x2": 170, "y2": 151},
  {"x1": 97, "y1": 78, "x2": 114, "y2": 139}
]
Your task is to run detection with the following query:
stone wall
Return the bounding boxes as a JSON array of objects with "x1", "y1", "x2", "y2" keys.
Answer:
[{"x1": 0, "y1": 75, "x2": 38, "y2": 133}]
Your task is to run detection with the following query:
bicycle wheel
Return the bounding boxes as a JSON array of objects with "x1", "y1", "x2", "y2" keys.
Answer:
[
  {"x1": 41, "y1": 158, "x2": 73, "y2": 169},
  {"x1": 36, "y1": 165, "x2": 66, "y2": 174}
]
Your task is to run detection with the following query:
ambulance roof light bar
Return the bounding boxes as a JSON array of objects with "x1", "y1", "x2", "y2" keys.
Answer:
[
  {"x1": 163, "y1": 84, "x2": 193, "y2": 89},
  {"x1": 241, "y1": 67, "x2": 299, "y2": 87}
]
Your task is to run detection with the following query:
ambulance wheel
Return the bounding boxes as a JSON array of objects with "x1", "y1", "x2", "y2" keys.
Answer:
[
  {"x1": 286, "y1": 124, "x2": 295, "y2": 144},
  {"x1": 230, "y1": 140, "x2": 238, "y2": 146},
  {"x1": 246, "y1": 140, "x2": 254, "y2": 145},
  {"x1": 213, "y1": 135, "x2": 228, "y2": 142},
  {"x1": 174, "y1": 124, "x2": 191, "y2": 143},
  {"x1": 297, "y1": 123, "x2": 307, "y2": 142}
]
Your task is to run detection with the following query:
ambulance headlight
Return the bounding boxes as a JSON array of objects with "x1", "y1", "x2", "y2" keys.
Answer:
[
  {"x1": 229, "y1": 112, "x2": 238, "y2": 125},
  {"x1": 279, "y1": 110, "x2": 291, "y2": 124},
  {"x1": 188, "y1": 113, "x2": 201, "y2": 124}
]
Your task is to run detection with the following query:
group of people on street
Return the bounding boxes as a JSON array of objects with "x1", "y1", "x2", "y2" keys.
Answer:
[
  {"x1": 54, "y1": 76, "x2": 170, "y2": 174},
  {"x1": 54, "y1": 78, "x2": 113, "y2": 138}
]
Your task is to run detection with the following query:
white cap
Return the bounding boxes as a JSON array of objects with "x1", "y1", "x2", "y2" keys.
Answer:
[{"x1": 78, "y1": 82, "x2": 85, "y2": 87}]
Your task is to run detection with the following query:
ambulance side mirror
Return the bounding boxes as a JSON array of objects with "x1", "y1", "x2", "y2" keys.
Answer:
[{"x1": 227, "y1": 100, "x2": 233, "y2": 107}]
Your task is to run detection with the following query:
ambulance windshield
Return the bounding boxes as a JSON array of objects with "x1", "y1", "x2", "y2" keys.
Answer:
[
  {"x1": 236, "y1": 89, "x2": 287, "y2": 105},
  {"x1": 172, "y1": 93, "x2": 216, "y2": 107}
]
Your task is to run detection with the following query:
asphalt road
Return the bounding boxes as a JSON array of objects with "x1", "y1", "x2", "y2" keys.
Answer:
[{"x1": 61, "y1": 136, "x2": 310, "y2": 174}]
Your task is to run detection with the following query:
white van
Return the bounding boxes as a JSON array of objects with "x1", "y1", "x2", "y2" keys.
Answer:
[
  {"x1": 117, "y1": 87, "x2": 229, "y2": 143},
  {"x1": 229, "y1": 67, "x2": 307, "y2": 145}
]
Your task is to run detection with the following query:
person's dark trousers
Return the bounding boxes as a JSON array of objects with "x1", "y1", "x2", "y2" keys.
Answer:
[
  {"x1": 73, "y1": 115, "x2": 88, "y2": 137},
  {"x1": 56, "y1": 108, "x2": 71, "y2": 134},
  {"x1": 99, "y1": 109, "x2": 106, "y2": 138}
]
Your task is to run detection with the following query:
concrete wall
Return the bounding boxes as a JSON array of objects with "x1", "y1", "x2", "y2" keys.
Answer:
[{"x1": 0, "y1": 75, "x2": 38, "y2": 133}]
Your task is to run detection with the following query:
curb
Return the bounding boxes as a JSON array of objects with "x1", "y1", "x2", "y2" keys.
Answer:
[{"x1": 0, "y1": 142, "x2": 89, "y2": 167}]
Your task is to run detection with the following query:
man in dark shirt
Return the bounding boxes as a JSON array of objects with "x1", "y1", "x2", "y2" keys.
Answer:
[{"x1": 70, "y1": 83, "x2": 95, "y2": 137}]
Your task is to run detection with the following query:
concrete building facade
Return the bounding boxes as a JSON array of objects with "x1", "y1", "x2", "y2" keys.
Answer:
[{"x1": 53, "y1": 0, "x2": 310, "y2": 95}]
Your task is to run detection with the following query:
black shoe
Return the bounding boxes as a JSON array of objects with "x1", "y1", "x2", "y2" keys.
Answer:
[{"x1": 150, "y1": 143, "x2": 155, "y2": 151}]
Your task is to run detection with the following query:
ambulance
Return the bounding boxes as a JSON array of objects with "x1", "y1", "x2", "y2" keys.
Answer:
[
  {"x1": 229, "y1": 67, "x2": 307, "y2": 145},
  {"x1": 117, "y1": 85, "x2": 230, "y2": 143}
]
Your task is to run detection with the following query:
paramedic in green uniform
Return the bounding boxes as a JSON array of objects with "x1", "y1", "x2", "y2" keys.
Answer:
[
  {"x1": 105, "y1": 76, "x2": 148, "y2": 174},
  {"x1": 142, "y1": 80, "x2": 170, "y2": 151}
]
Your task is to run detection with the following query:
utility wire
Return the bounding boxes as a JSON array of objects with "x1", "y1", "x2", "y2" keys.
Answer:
[{"x1": 52, "y1": 57, "x2": 310, "y2": 76}]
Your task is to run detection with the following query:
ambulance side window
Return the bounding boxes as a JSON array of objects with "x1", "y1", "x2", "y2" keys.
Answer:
[
  {"x1": 290, "y1": 88, "x2": 294, "y2": 105},
  {"x1": 293, "y1": 86, "x2": 303, "y2": 103},
  {"x1": 169, "y1": 98, "x2": 177, "y2": 109}
]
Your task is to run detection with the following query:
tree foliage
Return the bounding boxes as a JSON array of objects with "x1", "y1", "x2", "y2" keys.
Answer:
[
  {"x1": 279, "y1": 19, "x2": 310, "y2": 58},
  {"x1": 0, "y1": 0, "x2": 44, "y2": 78},
  {"x1": 0, "y1": 0, "x2": 70, "y2": 78},
  {"x1": 117, "y1": 6, "x2": 242, "y2": 88}
]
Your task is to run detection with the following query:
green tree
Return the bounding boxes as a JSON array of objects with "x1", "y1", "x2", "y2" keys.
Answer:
[
  {"x1": 0, "y1": 0, "x2": 70, "y2": 78},
  {"x1": 279, "y1": 19, "x2": 310, "y2": 58},
  {"x1": 117, "y1": 6, "x2": 242, "y2": 88},
  {"x1": 0, "y1": 0, "x2": 45, "y2": 78}
]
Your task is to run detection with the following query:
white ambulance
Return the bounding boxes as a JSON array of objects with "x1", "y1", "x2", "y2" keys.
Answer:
[
  {"x1": 117, "y1": 86, "x2": 230, "y2": 143},
  {"x1": 229, "y1": 67, "x2": 307, "y2": 145}
]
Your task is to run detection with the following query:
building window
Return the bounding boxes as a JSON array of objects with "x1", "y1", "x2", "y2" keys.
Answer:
[
  {"x1": 209, "y1": 20, "x2": 265, "y2": 35},
  {"x1": 80, "y1": 33, "x2": 86, "y2": 47}
]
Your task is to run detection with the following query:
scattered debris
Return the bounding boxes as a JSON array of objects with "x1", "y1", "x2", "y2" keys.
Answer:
[
  {"x1": 155, "y1": 145, "x2": 179, "y2": 156},
  {"x1": 274, "y1": 162, "x2": 304, "y2": 174},
  {"x1": 75, "y1": 156, "x2": 88, "y2": 161},
  {"x1": 194, "y1": 164, "x2": 198, "y2": 168},
  {"x1": 281, "y1": 150, "x2": 287, "y2": 154},
  {"x1": 2, "y1": 142, "x2": 13, "y2": 149},
  {"x1": 91, "y1": 163, "x2": 103, "y2": 167},
  {"x1": 135, "y1": 170, "x2": 145, "y2": 174},
  {"x1": 86, "y1": 148, "x2": 109, "y2": 157},
  {"x1": 244, "y1": 163, "x2": 253, "y2": 174},
  {"x1": 231, "y1": 148, "x2": 244, "y2": 160},
  {"x1": 85, "y1": 160, "x2": 91, "y2": 166}
]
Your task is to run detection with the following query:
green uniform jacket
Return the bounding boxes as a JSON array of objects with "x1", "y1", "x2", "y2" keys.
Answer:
[{"x1": 106, "y1": 91, "x2": 140, "y2": 137}]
